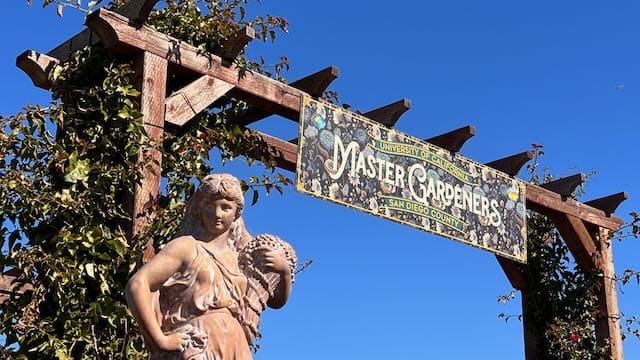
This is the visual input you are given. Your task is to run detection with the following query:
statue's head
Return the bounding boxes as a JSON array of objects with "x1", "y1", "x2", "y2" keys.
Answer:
[{"x1": 177, "y1": 173, "x2": 250, "y2": 248}]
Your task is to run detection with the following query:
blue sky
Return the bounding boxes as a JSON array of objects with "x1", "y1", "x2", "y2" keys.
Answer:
[{"x1": 2, "y1": 0, "x2": 640, "y2": 358}]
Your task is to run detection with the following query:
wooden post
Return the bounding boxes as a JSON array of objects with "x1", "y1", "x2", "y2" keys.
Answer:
[
  {"x1": 132, "y1": 51, "x2": 168, "y2": 263},
  {"x1": 596, "y1": 228, "x2": 623, "y2": 360},
  {"x1": 521, "y1": 289, "x2": 540, "y2": 359}
]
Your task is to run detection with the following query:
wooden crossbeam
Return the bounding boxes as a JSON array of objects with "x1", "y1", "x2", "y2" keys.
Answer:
[
  {"x1": 585, "y1": 192, "x2": 628, "y2": 215},
  {"x1": 165, "y1": 76, "x2": 235, "y2": 126},
  {"x1": 16, "y1": 50, "x2": 59, "y2": 89},
  {"x1": 425, "y1": 125, "x2": 476, "y2": 153},
  {"x1": 86, "y1": 9, "x2": 303, "y2": 121},
  {"x1": 485, "y1": 150, "x2": 534, "y2": 177},
  {"x1": 236, "y1": 66, "x2": 339, "y2": 127},
  {"x1": 526, "y1": 184, "x2": 622, "y2": 230},
  {"x1": 48, "y1": 0, "x2": 160, "y2": 62},
  {"x1": 362, "y1": 99, "x2": 411, "y2": 127},
  {"x1": 495, "y1": 256, "x2": 527, "y2": 290},
  {"x1": 540, "y1": 173, "x2": 585, "y2": 197},
  {"x1": 549, "y1": 213, "x2": 599, "y2": 271},
  {"x1": 220, "y1": 26, "x2": 255, "y2": 64}
]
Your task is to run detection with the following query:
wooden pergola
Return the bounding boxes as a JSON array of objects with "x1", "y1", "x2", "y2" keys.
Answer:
[{"x1": 4, "y1": 1, "x2": 629, "y2": 358}]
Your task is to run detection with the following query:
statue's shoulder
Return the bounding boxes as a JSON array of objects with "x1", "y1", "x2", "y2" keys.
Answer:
[{"x1": 159, "y1": 235, "x2": 198, "y2": 259}]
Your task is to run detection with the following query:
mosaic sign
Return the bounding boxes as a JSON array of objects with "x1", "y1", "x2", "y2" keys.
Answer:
[{"x1": 295, "y1": 96, "x2": 527, "y2": 263}]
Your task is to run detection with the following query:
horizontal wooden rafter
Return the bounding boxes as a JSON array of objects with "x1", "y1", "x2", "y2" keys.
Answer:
[
  {"x1": 425, "y1": 125, "x2": 476, "y2": 153},
  {"x1": 362, "y1": 99, "x2": 411, "y2": 127},
  {"x1": 235, "y1": 66, "x2": 340, "y2": 127},
  {"x1": 585, "y1": 192, "x2": 629, "y2": 215},
  {"x1": 220, "y1": 26, "x2": 255, "y2": 64},
  {"x1": 540, "y1": 173, "x2": 586, "y2": 197},
  {"x1": 86, "y1": 8, "x2": 304, "y2": 121},
  {"x1": 48, "y1": 0, "x2": 160, "y2": 62},
  {"x1": 486, "y1": 150, "x2": 534, "y2": 177},
  {"x1": 16, "y1": 50, "x2": 59, "y2": 89},
  {"x1": 526, "y1": 184, "x2": 623, "y2": 230}
]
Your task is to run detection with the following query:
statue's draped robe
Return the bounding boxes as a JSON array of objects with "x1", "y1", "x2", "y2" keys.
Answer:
[{"x1": 152, "y1": 238, "x2": 251, "y2": 360}]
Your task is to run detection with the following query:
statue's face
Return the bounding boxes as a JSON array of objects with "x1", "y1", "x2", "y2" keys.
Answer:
[{"x1": 201, "y1": 197, "x2": 238, "y2": 236}]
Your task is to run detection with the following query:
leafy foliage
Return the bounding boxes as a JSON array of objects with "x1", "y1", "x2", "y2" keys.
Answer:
[
  {"x1": 497, "y1": 146, "x2": 640, "y2": 359},
  {"x1": 1, "y1": 1, "x2": 290, "y2": 358}
]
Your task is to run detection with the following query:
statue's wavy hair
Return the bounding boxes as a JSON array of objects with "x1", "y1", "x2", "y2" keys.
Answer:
[{"x1": 176, "y1": 173, "x2": 251, "y2": 250}]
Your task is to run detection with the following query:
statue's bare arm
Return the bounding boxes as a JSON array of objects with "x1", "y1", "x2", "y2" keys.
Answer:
[
  {"x1": 258, "y1": 246, "x2": 293, "y2": 309},
  {"x1": 125, "y1": 236, "x2": 196, "y2": 352}
]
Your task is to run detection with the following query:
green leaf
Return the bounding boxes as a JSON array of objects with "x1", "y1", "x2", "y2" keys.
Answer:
[
  {"x1": 64, "y1": 151, "x2": 90, "y2": 185},
  {"x1": 85, "y1": 263, "x2": 96, "y2": 279}
]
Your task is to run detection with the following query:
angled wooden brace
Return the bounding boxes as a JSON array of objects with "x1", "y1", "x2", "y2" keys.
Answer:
[
  {"x1": 16, "y1": 50, "x2": 59, "y2": 90},
  {"x1": 235, "y1": 66, "x2": 340, "y2": 126},
  {"x1": 48, "y1": 0, "x2": 161, "y2": 62},
  {"x1": 549, "y1": 213, "x2": 599, "y2": 271},
  {"x1": 585, "y1": 192, "x2": 628, "y2": 215},
  {"x1": 0, "y1": 269, "x2": 33, "y2": 305},
  {"x1": 425, "y1": 125, "x2": 476, "y2": 153},
  {"x1": 485, "y1": 150, "x2": 534, "y2": 177},
  {"x1": 165, "y1": 76, "x2": 235, "y2": 126},
  {"x1": 495, "y1": 256, "x2": 528, "y2": 290},
  {"x1": 540, "y1": 173, "x2": 586, "y2": 198},
  {"x1": 362, "y1": 99, "x2": 411, "y2": 128}
]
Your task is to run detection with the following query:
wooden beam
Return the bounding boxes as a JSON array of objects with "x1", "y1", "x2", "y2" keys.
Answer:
[
  {"x1": 16, "y1": 50, "x2": 59, "y2": 89},
  {"x1": 526, "y1": 184, "x2": 623, "y2": 230},
  {"x1": 117, "y1": 0, "x2": 160, "y2": 25},
  {"x1": 496, "y1": 255, "x2": 527, "y2": 290},
  {"x1": 521, "y1": 289, "x2": 540, "y2": 360},
  {"x1": 86, "y1": 8, "x2": 303, "y2": 122},
  {"x1": 540, "y1": 173, "x2": 585, "y2": 197},
  {"x1": 549, "y1": 213, "x2": 599, "y2": 271},
  {"x1": 235, "y1": 66, "x2": 339, "y2": 127},
  {"x1": 585, "y1": 192, "x2": 629, "y2": 215},
  {"x1": 486, "y1": 150, "x2": 534, "y2": 177},
  {"x1": 362, "y1": 99, "x2": 411, "y2": 127},
  {"x1": 220, "y1": 26, "x2": 255, "y2": 63},
  {"x1": 253, "y1": 130, "x2": 298, "y2": 172},
  {"x1": 425, "y1": 125, "x2": 476, "y2": 153},
  {"x1": 47, "y1": 1, "x2": 160, "y2": 63},
  {"x1": 47, "y1": 28, "x2": 99, "y2": 63},
  {"x1": 132, "y1": 51, "x2": 168, "y2": 263},
  {"x1": 289, "y1": 66, "x2": 340, "y2": 97},
  {"x1": 165, "y1": 76, "x2": 234, "y2": 126},
  {"x1": 595, "y1": 228, "x2": 623, "y2": 360}
]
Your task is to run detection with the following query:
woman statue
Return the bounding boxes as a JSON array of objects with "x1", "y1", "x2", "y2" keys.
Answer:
[{"x1": 126, "y1": 174, "x2": 295, "y2": 359}]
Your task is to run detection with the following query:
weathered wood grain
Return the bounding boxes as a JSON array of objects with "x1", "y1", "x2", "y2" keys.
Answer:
[
  {"x1": 16, "y1": 50, "x2": 59, "y2": 89},
  {"x1": 132, "y1": 51, "x2": 168, "y2": 263},
  {"x1": 235, "y1": 66, "x2": 339, "y2": 126},
  {"x1": 165, "y1": 75, "x2": 234, "y2": 126},
  {"x1": 86, "y1": 8, "x2": 303, "y2": 122},
  {"x1": 362, "y1": 99, "x2": 411, "y2": 127},
  {"x1": 425, "y1": 125, "x2": 476, "y2": 153},
  {"x1": 526, "y1": 184, "x2": 623, "y2": 230},
  {"x1": 47, "y1": 0, "x2": 160, "y2": 62},
  {"x1": 595, "y1": 228, "x2": 623, "y2": 360}
]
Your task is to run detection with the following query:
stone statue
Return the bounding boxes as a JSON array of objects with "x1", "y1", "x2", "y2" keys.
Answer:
[{"x1": 126, "y1": 173, "x2": 296, "y2": 359}]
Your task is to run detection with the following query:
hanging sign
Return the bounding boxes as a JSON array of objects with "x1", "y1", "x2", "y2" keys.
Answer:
[{"x1": 295, "y1": 96, "x2": 527, "y2": 263}]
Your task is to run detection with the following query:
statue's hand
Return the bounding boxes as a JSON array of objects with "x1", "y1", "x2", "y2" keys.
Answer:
[
  {"x1": 157, "y1": 332, "x2": 190, "y2": 352},
  {"x1": 257, "y1": 246, "x2": 291, "y2": 276}
]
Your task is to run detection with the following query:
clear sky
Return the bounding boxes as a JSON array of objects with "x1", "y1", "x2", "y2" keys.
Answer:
[{"x1": 2, "y1": 1, "x2": 640, "y2": 358}]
